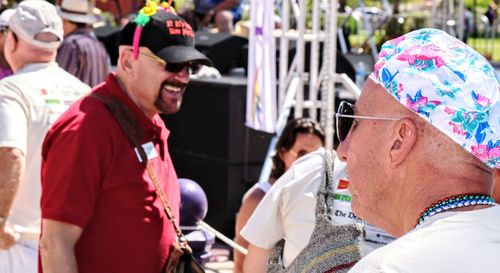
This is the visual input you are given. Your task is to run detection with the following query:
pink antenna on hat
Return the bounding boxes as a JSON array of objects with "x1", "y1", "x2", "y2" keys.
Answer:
[{"x1": 133, "y1": 0, "x2": 176, "y2": 60}]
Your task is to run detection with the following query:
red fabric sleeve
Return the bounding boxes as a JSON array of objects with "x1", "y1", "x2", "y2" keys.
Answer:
[{"x1": 41, "y1": 111, "x2": 112, "y2": 228}]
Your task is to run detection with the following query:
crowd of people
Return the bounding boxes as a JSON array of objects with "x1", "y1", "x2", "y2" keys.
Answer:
[
  {"x1": 56, "y1": 0, "x2": 109, "y2": 87},
  {"x1": 0, "y1": 1, "x2": 498, "y2": 273},
  {"x1": 178, "y1": 0, "x2": 242, "y2": 33},
  {"x1": 0, "y1": 0, "x2": 211, "y2": 272}
]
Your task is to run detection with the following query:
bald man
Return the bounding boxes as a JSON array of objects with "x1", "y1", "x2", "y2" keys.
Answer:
[{"x1": 335, "y1": 28, "x2": 499, "y2": 273}]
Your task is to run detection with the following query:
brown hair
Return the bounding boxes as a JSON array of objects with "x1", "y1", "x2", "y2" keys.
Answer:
[{"x1": 270, "y1": 118, "x2": 325, "y2": 180}]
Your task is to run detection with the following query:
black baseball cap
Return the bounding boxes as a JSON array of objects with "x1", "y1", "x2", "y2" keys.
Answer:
[{"x1": 117, "y1": 10, "x2": 211, "y2": 66}]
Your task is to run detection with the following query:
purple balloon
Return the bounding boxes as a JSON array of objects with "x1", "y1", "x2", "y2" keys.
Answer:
[{"x1": 178, "y1": 178, "x2": 208, "y2": 226}]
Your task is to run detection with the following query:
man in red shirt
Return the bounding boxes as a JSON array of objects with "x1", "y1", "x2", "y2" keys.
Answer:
[{"x1": 39, "y1": 7, "x2": 211, "y2": 273}]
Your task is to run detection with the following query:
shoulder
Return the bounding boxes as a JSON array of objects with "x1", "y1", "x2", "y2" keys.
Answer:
[
  {"x1": 43, "y1": 94, "x2": 117, "y2": 160},
  {"x1": 349, "y1": 238, "x2": 420, "y2": 273},
  {"x1": 48, "y1": 89, "x2": 115, "y2": 137},
  {"x1": 243, "y1": 188, "x2": 266, "y2": 208},
  {"x1": 58, "y1": 36, "x2": 81, "y2": 52},
  {"x1": 349, "y1": 251, "x2": 398, "y2": 273},
  {"x1": 0, "y1": 75, "x2": 24, "y2": 95},
  {"x1": 289, "y1": 148, "x2": 326, "y2": 172},
  {"x1": 65, "y1": 32, "x2": 106, "y2": 49},
  {"x1": 0, "y1": 71, "x2": 63, "y2": 100},
  {"x1": 5, "y1": 64, "x2": 90, "y2": 90},
  {"x1": 240, "y1": 182, "x2": 267, "y2": 210},
  {"x1": 0, "y1": 71, "x2": 32, "y2": 86},
  {"x1": 51, "y1": 65, "x2": 92, "y2": 87},
  {"x1": 59, "y1": 32, "x2": 104, "y2": 55},
  {"x1": 271, "y1": 148, "x2": 325, "y2": 191},
  {"x1": 237, "y1": 188, "x2": 266, "y2": 225}
]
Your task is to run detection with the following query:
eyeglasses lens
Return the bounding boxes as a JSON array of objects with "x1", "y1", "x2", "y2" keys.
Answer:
[
  {"x1": 336, "y1": 102, "x2": 354, "y2": 142},
  {"x1": 166, "y1": 62, "x2": 202, "y2": 75},
  {"x1": 0, "y1": 26, "x2": 8, "y2": 35}
]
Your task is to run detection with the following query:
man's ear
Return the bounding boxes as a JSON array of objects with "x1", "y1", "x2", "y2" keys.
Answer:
[
  {"x1": 5, "y1": 32, "x2": 17, "y2": 53},
  {"x1": 389, "y1": 118, "x2": 417, "y2": 167},
  {"x1": 118, "y1": 48, "x2": 134, "y2": 72}
]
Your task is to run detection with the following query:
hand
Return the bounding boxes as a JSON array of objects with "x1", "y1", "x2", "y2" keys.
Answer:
[{"x1": 0, "y1": 225, "x2": 19, "y2": 249}]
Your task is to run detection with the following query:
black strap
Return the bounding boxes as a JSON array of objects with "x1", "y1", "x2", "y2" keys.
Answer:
[{"x1": 91, "y1": 93, "x2": 184, "y2": 238}]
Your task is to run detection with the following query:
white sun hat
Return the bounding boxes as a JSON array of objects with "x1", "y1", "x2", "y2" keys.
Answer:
[{"x1": 57, "y1": 0, "x2": 97, "y2": 24}]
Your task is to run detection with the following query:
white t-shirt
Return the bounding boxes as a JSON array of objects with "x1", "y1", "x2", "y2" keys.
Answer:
[
  {"x1": 348, "y1": 205, "x2": 500, "y2": 273},
  {"x1": 0, "y1": 62, "x2": 90, "y2": 238},
  {"x1": 241, "y1": 148, "x2": 394, "y2": 267}
]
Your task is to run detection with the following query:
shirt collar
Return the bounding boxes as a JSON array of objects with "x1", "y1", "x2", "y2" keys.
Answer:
[{"x1": 17, "y1": 62, "x2": 59, "y2": 74}]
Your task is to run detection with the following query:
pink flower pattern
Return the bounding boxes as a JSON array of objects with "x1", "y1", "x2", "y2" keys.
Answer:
[{"x1": 371, "y1": 28, "x2": 499, "y2": 168}]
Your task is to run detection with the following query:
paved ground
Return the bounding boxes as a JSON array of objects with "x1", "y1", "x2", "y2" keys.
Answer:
[
  {"x1": 205, "y1": 261, "x2": 234, "y2": 273},
  {"x1": 203, "y1": 242, "x2": 235, "y2": 273}
]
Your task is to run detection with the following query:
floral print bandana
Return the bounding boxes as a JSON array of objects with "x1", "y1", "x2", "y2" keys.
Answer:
[{"x1": 371, "y1": 28, "x2": 499, "y2": 168}]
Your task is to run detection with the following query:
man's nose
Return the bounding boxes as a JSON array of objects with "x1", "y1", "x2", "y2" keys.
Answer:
[
  {"x1": 176, "y1": 66, "x2": 190, "y2": 82},
  {"x1": 336, "y1": 138, "x2": 349, "y2": 162}
]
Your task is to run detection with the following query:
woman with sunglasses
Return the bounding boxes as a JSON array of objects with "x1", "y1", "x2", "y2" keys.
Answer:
[{"x1": 233, "y1": 118, "x2": 325, "y2": 273}]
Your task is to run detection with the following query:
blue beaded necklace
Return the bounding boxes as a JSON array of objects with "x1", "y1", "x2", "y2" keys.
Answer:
[{"x1": 415, "y1": 194, "x2": 496, "y2": 227}]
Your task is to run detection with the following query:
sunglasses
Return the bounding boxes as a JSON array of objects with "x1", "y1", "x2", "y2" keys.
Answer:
[
  {"x1": 0, "y1": 26, "x2": 8, "y2": 35},
  {"x1": 335, "y1": 101, "x2": 400, "y2": 142},
  {"x1": 139, "y1": 51, "x2": 202, "y2": 75}
]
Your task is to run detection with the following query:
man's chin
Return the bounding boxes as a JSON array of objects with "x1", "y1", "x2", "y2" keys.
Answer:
[
  {"x1": 158, "y1": 89, "x2": 184, "y2": 113},
  {"x1": 156, "y1": 100, "x2": 182, "y2": 115}
]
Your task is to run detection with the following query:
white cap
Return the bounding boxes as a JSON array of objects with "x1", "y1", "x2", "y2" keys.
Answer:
[
  {"x1": 9, "y1": 0, "x2": 63, "y2": 49},
  {"x1": 0, "y1": 9, "x2": 14, "y2": 27}
]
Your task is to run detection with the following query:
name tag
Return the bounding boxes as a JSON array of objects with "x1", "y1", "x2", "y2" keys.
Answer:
[{"x1": 135, "y1": 141, "x2": 159, "y2": 163}]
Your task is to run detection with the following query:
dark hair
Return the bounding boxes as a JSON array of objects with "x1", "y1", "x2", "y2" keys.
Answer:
[
  {"x1": 75, "y1": 22, "x2": 88, "y2": 29},
  {"x1": 270, "y1": 118, "x2": 325, "y2": 180}
]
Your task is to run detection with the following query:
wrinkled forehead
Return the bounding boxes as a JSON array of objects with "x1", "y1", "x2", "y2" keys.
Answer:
[{"x1": 356, "y1": 78, "x2": 401, "y2": 115}]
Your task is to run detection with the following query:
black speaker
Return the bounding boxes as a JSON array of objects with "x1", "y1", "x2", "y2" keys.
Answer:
[
  {"x1": 282, "y1": 40, "x2": 355, "y2": 80},
  {"x1": 94, "y1": 26, "x2": 121, "y2": 66},
  {"x1": 162, "y1": 76, "x2": 273, "y2": 237},
  {"x1": 162, "y1": 77, "x2": 272, "y2": 163},
  {"x1": 194, "y1": 31, "x2": 248, "y2": 75},
  {"x1": 240, "y1": 38, "x2": 356, "y2": 81},
  {"x1": 172, "y1": 153, "x2": 264, "y2": 237}
]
